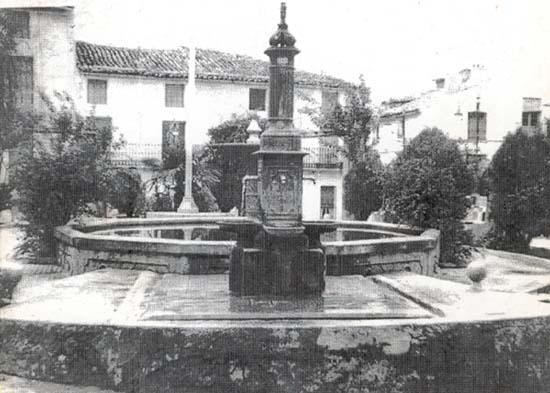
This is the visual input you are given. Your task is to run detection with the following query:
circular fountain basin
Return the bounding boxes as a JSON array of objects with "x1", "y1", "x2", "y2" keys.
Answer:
[
  {"x1": 55, "y1": 216, "x2": 440, "y2": 276},
  {"x1": 2, "y1": 266, "x2": 550, "y2": 392}
]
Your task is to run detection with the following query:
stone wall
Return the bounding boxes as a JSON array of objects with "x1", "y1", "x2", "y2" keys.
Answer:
[
  {"x1": 0, "y1": 316, "x2": 549, "y2": 392},
  {"x1": 55, "y1": 218, "x2": 439, "y2": 277}
]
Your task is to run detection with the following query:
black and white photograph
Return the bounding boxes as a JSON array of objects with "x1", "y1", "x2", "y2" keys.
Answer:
[{"x1": 0, "y1": 0, "x2": 550, "y2": 391}]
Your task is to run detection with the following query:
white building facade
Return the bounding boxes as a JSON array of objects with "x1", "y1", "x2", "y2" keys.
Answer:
[
  {"x1": 2, "y1": 4, "x2": 352, "y2": 220},
  {"x1": 375, "y1": 65, "x2": 550, "y2": 164}
]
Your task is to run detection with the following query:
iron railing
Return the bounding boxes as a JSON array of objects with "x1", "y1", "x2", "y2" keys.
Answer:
[
  {"x1": 110, "y1": 144, "x2": 344, "y2": 170},
  {"x1": 303, "y1": 146, "x2": 343, "y2": 169}
]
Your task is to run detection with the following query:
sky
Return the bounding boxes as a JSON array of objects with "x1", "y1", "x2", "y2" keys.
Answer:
[{"x1": 73, "y1": 0, "x2": 550, "y2": 101}]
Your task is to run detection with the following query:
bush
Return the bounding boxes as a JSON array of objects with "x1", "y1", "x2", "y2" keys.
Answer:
[
  {"x1": 146, "y1": 145, "x2": 220, "y2": 213},
  {"x1": 104, "y1": 168, "x2": 143, "y2": 217},
  {"x1": 344, "y1": 147, "x2": 384, "y2": 220},
  {"x1": 487, "y1": 129, "x2": 550, "y2": 252},
  {"x1": 206, "y1": 113, "x2": 264, "y2": 212},
  {"x1": 12, "y1": 96, "x2": 124, "y2": 257},
  {"x1": 0, "y1": 184, "x2": 12, "y2": 211},
  {"x1": 384, "y1": 128, "x2": 474, "y2": 265}
]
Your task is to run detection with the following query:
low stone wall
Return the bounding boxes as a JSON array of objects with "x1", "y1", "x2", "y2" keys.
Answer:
[
  {"x1": 324, "y1": 222, "x2": 440, "y2": 276},
  {"x1": 0, "y1": 315, "x2": 549, "y2": 392},
  {"x1": 55, "y1": 217, "x2": 237, "y2": 275},
  {"x1": 55, "y1": 218, "x2": 440, "y2": 276}
]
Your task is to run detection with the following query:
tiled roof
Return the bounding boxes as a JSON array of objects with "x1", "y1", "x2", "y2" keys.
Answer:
[{"x1": 76, "y1": 41, "x2": 352, "y2": 89}]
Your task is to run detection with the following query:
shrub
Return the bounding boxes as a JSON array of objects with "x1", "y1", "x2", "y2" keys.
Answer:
[
  {"x1": 12, "y1": 96, "x2": 124, "y2": 257},
  {"x1": 384, "y1": 128, "x2": 474, "y2": 265},
  {"x1": 487, "y1": 129, "x2": 550, "y2": 252},
  {"x1": 146, "y1": 145, "x2": 220, "y2": 213},
  {"x1": 206, "y1": 113, "x2": 264, "y2": 212},
  {"x1": 104, "y1": 168, "x2": 143, "y2": 217},
  {"x1": 0, "y1": 183, "x2": 12, "y2": 211},
  {"x1": 344, "y1": 147, "x2": 384, "y2": 220}
]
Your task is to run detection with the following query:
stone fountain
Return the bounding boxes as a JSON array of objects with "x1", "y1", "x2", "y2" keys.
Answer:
[
  {"x1": 221, "y1": 3, "x2": 335, "y2": 296},
  {"x1": 2, "y1": 4, "x2": 550, "y2": 392}
]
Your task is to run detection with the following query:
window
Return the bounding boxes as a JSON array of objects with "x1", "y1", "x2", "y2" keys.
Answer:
[
  {"x1": 320, "y1": 186, "x2": 336, "y2": 219},
  {"x1": 13, "y1": 56, "x2": 33, "y2": 108},
  {"x1": 162, "y1": 121, "x2": 185, "y2": 169},
  {"x1": 0, "y1": 56, "x2": 34, "y2": 108},
  {"x1": 5, "y1": 11, "x2": 30, "y2": 39},
  {"x1": 87, "y1": 79, "x2": 107, "y2": 105},
  {"x1": 249, "y1": 88, "x2": 266, "y2": 111},
  {"x1": 165, "y1": 84, "x2": 185, "y2": 107},
  {"x1": 321, "y1": 90, "x2": 339, "y2": 113},
  {"x1": 467, "y1": 111, "x2": 487, "y2": 142},
  {"x1": 86, "y1": 116, "x2": 112, "y2": 134},
  {"x1": 522, "y1": 111, "x2": 540, "y2": 127}
]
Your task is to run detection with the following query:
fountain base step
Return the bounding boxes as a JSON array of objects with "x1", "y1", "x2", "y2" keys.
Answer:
[{"x1": 2, "y1": 269, "x2": 550, "y2": 392}]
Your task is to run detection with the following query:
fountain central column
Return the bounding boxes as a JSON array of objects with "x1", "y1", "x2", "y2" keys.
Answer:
[
  {"x1": 224, "y1": 3, "x2": 334, "y2": 296},
  {"x1": 259, "y1": 2, "x2": 304, "y2": 234}
]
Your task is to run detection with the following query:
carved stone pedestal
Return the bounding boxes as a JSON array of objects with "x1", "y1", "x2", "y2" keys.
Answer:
[{"x1": 223, "y1": 219, "x2": 335, "y2": 296}]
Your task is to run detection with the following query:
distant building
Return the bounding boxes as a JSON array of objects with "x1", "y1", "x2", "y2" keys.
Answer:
[
  {"x1": 1, "y1": 4, "x2": 353, "y2": 220},
  {"x1": 375, "y1": 64, "x2": 550, "y2": 164},
  {"x1": 0, "y1": 4, "x2": 77, "y2": 110}
]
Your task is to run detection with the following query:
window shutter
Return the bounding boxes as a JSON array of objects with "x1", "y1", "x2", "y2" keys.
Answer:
[
  {"x1": 249, "y1": 88, "x2": 266, "y2": 111},
  {"x1": 467, "y1": 111, "x2": 487, "y2": 142},
  {"x1": 14, "y1": 57, "x2": 33, "y2": 108},
  {"x1": 321, "y1": 91, "x2": 339, "y2": 113},
  {"x1": 87, "y1": 80, "x2": 107, "y2": 104},
  {"x1": 165, "y1": 84, "x2": 185, "y2": 107}
]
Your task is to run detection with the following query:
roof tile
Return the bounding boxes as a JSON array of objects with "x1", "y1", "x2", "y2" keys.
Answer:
[{"x1": 76, "y1": 41, "x2": 352, "y2": 89}]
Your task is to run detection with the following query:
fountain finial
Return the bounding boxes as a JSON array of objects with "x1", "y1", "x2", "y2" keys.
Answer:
[
  {"x1": 269, "y1": 2, "x2": 296, "y2": 48},
  {"x1": 280, "y1": 2, "x2": 287, "y2": 26}
]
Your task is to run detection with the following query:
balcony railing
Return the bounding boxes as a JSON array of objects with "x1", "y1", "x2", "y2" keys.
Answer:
[
  {"x1": 110, "y1": 143, "x2": 162, "y2": 168},
  {"x1": 303, "y1": 146, "x2": 343, "y2": 169},
  {"x1": 110, "y1": 144, "x2": 344, "y2": 170}
]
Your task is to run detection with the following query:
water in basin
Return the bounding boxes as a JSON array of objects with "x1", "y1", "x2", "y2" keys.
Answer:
[{"x1": 94, "y1": 225, "x2": 398, "y2": 242}]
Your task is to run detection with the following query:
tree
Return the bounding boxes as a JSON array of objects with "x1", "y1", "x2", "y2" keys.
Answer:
[
  {"x1": 384, "y1": 128, "x2": 474, "y2": 265},
  {"x1": 487, "y1": 129, "x2": 550, "y2": 252},
  {"x1": 206, "y1": 113, "x2": 265, "y2": 212},
  {"x1": 145, "y1": 146, "x2": 221, "y2": 213},
  {"x1": 344, "y1": 147, "x2": 384, "y2": 220},
  {"x1": 12, "y1": 95, "x2": 130, "y2": 258},
  {"x1": 303, "y1": 76, "x2": 375, "y2": 165}
]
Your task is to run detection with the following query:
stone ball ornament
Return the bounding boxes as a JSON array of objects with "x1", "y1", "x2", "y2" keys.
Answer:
[{"x1": 466, "y1": 261, "x2": 487, "y2": 290}]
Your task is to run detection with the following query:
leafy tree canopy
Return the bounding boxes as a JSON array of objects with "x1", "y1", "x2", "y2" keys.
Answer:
[
  {"x1": 487, "y1": 129, "x2": 550, "y2": 252},
  {"x1": 344, "y1": 147, "x2": 385, "y2": 220},
  {"x1": 12, "y1": 95, "x2": 132, "y2": 257},
  {"x1": 303, "y1": 76, "x2": 376, "y2": 164},
  {"x1": 384, "y1": 128, "x2": 474, "y2": 265}
]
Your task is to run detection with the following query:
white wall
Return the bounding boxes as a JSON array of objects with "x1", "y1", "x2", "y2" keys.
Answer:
[
  {"x1": 376, "y1": 66, "x2": 550, "y2": 164},
  {"x1": 76, "y1": 74, "x2": 340, "y2": 147},
  {"x1": 302, "y1": 169, "x2": 344, "y2": 221},
  {"x1": 14, "y1": 8, "x2": 78, "y2": 107}
]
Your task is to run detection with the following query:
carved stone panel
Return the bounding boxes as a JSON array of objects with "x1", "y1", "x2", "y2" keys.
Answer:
[{"x1": 260, "y1": 165, "x2": 302, "y2": 220}]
